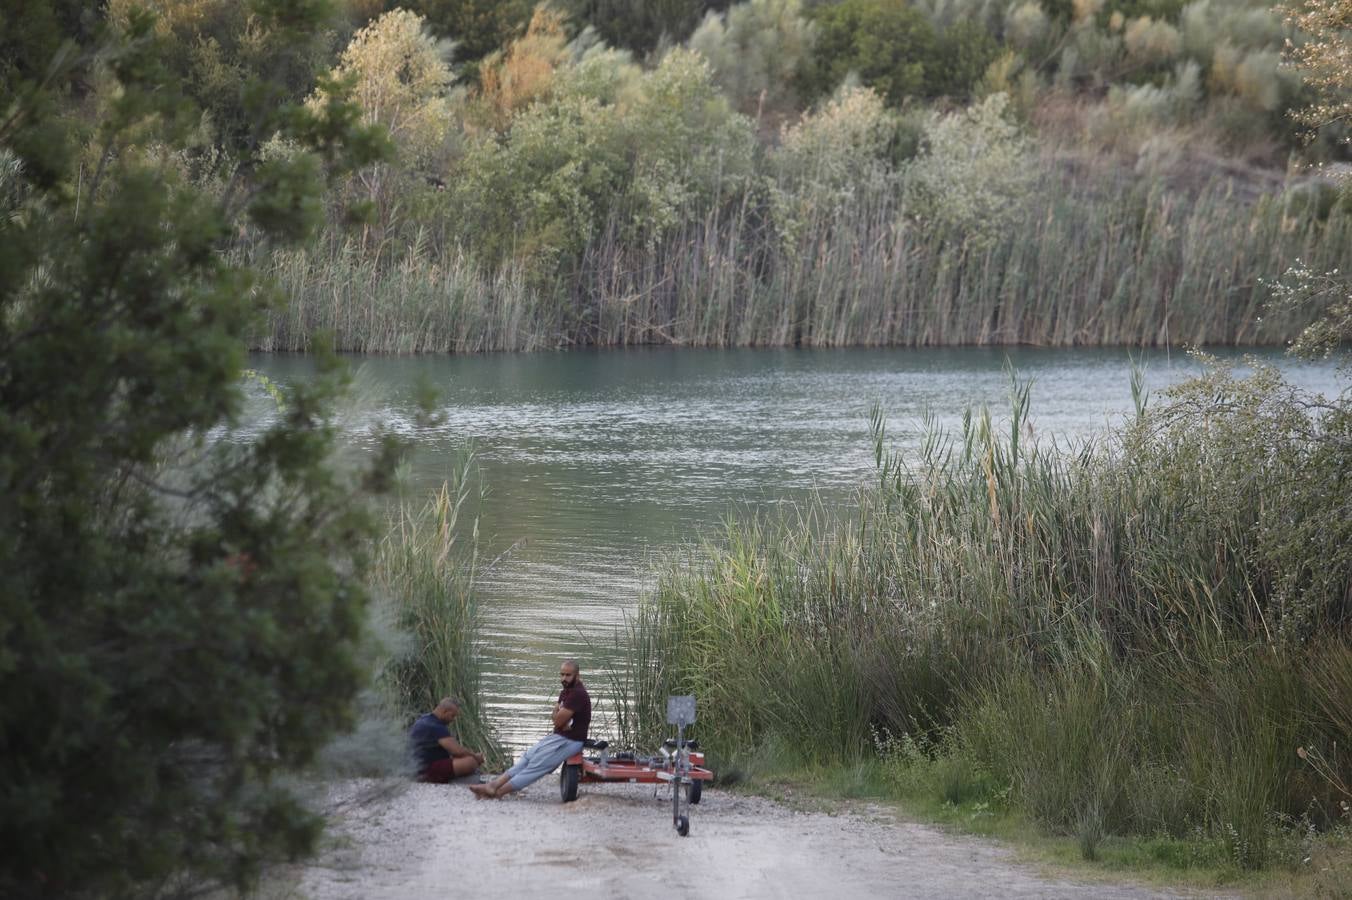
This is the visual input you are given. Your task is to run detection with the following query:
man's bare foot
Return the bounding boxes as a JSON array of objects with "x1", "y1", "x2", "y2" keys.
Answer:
[{"x1": 469, "y1": 783, "x2": 494, "y2": 799}]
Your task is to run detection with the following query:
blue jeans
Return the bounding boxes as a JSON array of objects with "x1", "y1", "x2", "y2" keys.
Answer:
[{"x1": 504, "y1": 733, "x2": 585, "y2": 791}]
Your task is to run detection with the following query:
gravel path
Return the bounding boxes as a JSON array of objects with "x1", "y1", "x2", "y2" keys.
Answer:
[{"x1": 294, "y1": 778, "x2": 1217, "y2": 899}]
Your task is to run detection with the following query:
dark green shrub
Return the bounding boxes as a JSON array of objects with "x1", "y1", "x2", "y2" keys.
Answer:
[
  {"x1": 401, "y1": 0, "x2": 534, "y2": 69},
  {"x1": 0, "y1": 5, "x2": 391, "y2": 896},
  {"x1": 931, "y1": 20, "x2": 1000, "y2": 99},
  {"x1": 563, "y1": 0, "x2": 730, "y2": 54},
  {"x1": 801, "y1": 0, "x2": 939, "y2": 103}
]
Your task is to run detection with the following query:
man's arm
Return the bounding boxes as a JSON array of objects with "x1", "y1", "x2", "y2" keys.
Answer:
[
  {"x1": 438, "y1": 735, "x2": 484, "y2": 762},
  {"x1": 551, "y1": 704, "x2": 575, "y2": 731}
]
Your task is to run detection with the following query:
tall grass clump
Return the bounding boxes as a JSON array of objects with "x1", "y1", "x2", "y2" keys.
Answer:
[
  {"x1": 627, "y1": 359, "x2": 1350, "y2": 868},
  {"x1": 639, "y1": 509, "x2": 880, "y2": 765},
  {"x1": 255, "y1": 239, "x2": 551, "y2": 353},
  {"x1": 373, "y1": 458, "x2": 503, "y2": 765}
]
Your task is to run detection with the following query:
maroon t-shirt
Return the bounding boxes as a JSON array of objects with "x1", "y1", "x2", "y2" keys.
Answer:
[{"x1": 556, "y1": 682, "x2": 591, "y2": 741}]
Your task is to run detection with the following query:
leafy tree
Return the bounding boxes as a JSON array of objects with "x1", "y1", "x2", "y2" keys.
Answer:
[
  {"x1": 0, "y1": 2, "x2": 390, "y2": 896},
  {"x1": 313, "y1": 8, "x2": 455, "y2": 241},
  {"x1": 472, "y1": 5, "x2": 573, "y2": 132},
  {"x1": 449, "y1": 46, "x2": 754, "y2": 267},
  {"x1": 802, "y1": 0, "x2": 1000, "y2": 102},
  {"x1": 397, "y1": 0, "x2": 534, "y2": 78},
  {"x1": 801, "y1": 0, "x2": 939, "y2": 103},
  {"x1": 902, "y1": 93, "x2": 1035, "y2": 244},
  {"x1": 772, "y1": 84, "x2": 895, "y2": 221},
  {"x1": 562, "y1": 0, "x2": 733, "y2": 55},
  {"x1": 930, "y1": 19, "x2": 1000, "y2": 99},
  {"x1": 104, "y1": 0, "x2": 344, "y2": 156},
  {"x1": 687, "y1": 0, "x2": 818, "y2": 118}
]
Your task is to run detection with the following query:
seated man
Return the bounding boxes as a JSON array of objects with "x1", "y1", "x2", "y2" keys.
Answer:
[
  {"x1": 471, "y1": 659, "x2": 590, "y2": 799},
  {"x1": 409, "y1": 697, "x2": 485, "y2": 783}
]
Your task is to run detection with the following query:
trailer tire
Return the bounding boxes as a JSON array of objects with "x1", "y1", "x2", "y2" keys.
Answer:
[
  {"x1": 676, "y1": 814, "x2": 690, "y2": 837},
  {"x1": 560, "y1": 763, "x2": 580, "y2": 802},
  {"x1": 689, "y1": 779, "x2": 702, "y2": 805}
]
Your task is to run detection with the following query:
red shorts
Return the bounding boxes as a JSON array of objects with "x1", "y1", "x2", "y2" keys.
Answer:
[{"x1": 418, "y1": 758, "x2": 459, "y2": 783}]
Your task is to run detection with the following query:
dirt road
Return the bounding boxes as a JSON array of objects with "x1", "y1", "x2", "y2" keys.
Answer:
[{"x1": 293, "y1": 779, "x2": 1210, "y2": 899}]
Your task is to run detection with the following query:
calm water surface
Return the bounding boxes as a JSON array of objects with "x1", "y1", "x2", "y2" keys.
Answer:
[{"x1": 245, "y1": 347, "x2": 1342, "y2": 751}]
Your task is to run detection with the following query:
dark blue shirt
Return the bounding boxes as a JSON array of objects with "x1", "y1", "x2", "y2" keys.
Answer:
[{"x1": 409, "y1": 713, "x2": 452, "y2": 768}]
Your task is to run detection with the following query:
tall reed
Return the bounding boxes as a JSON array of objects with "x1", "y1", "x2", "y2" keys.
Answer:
[{"x1": 372, "y1": 458, "x2": 504, "y2": 765}]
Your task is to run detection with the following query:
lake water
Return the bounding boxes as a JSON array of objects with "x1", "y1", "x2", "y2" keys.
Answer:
[{"x1": 245, "y1": 347, "x2": 1342, "y2": 751}]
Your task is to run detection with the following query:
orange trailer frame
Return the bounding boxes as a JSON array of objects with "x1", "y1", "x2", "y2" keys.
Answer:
[{"x1": 559, "y1": 739, "x2": 713, "y2": 804}]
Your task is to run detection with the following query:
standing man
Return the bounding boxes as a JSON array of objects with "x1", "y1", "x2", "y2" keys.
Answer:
[
  {"x1": 471, "y1": 659, "x2": 590, "y2": 799},
  {"x1": 409, "y1": 698, "x2": 486, "y2": 783}
]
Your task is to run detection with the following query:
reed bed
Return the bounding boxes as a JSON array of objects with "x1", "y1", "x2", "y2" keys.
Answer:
[
  {"x1": 624, "y1": 369, "x2": 1351, "y2": 868},
  {"x1": 372, "y1": 461, "x2": 505, "y2": 766},
  {"x1": 252, "y1": 168, "x2": 1350, "y2": 353},
  {"x1": 257, "y1": 241, "x2": 551, "y2": 354},
  {"x1": 579, "y1": 173, "x2": 1347, "y2": 348}
]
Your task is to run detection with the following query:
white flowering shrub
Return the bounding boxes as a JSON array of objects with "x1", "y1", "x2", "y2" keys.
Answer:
[{"x1": 901, "y1": 92, "x2": 1035, "y2": 243}]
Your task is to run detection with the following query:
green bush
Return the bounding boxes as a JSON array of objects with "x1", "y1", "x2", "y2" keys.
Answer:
[
  {"x1": 801, "y1": 0, "x2": 940, "y2": 103},
  {"x1": 902, "y1": 92, "x2": 1035, "y2": 244},
  {"x1": 446, "y1": 46, "x2": 755, "y2": 267},
  {"x1": 960, "y1": 659, "x2": 1138, "y2": 837},
  {"x1": 561, "y1": 0, "x2": 722, "y2": 54},
  {"x1": 401, "y1": 0, "x2": 534, "y2": 72},
  {"x1": 688, "y1": 0, "x2": 818, "y2": 116},
  {"x1": 0, "y1": 5, "x2": 391, "y2": 895}
]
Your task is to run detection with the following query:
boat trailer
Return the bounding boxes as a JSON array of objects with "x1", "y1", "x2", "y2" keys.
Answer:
[{"x1": 559, "y1": 695, "x2": 712, "y2": 836}]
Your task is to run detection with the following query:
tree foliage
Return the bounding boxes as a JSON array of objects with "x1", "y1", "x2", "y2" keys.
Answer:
[
  {"x1": 0, "y1": 2, "x2": 390, "y2": 896},
  {"x1": 1283, "y1": 0, "x2": 1352, "y2": 131},
  {"x1": 398, "y1": 0, "x2": 534, "y2": 73},
  {"x1": 902, "y1": 92, "x2": 1035, "y2": 243},
  {"x1": 472, "y1": 5, "x2": 573, "y2": 132},
  {"x1": 315, "y1": 8, "x2": 455, "y2": 166},
  {"x1": 448, "y1": 45, "x2": 755, "y2": 265},
  {"x1": 104, "y1": 0, "x2": 344, "y2": 155},
  {"x1": 688, "y1": 0, "x2": 817, "y2": 117},
  {"x1": 562, "y1": 0, "x2": 733, "y2": 54},
  {"x1": 801, "y1": 0, "x2": 997, "y2": 104}
]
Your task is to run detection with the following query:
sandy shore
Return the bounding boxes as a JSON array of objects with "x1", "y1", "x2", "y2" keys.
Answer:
[{"x1": 290, "y1": 777, "x2": 1215, "y2": 899}]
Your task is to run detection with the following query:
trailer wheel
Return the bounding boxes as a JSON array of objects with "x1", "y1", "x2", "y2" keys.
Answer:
[
  {"x1": 676, "y1": 814, "x2": 690, "y2": 837},
  {"x1": 689, "y1": 780, "x2": 702, "y2": 805},
  {"x1": 560, "y1": 764, "x2": 580, "y2": 802}
]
